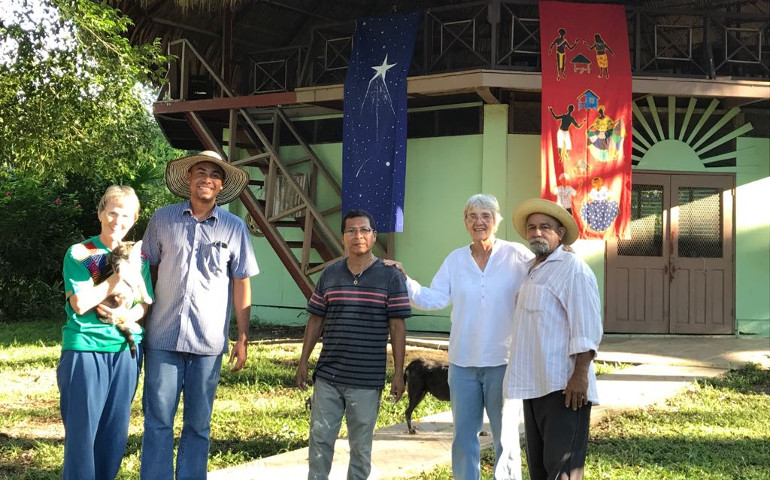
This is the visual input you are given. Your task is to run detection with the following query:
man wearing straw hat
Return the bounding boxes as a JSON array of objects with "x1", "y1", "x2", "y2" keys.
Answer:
[
  {"x1": 501, "y1": 198, "x2": 603, "y2": 480},
  {"x1": 140, "y1": 150, "x2": 259, "y2": 480}
]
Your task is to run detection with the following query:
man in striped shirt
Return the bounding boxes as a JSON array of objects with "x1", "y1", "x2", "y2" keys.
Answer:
[
  {"x1": 295, "y1": 209, "x2": 411, "y2": 480},
  {"x1": 504, "y1": 198, "x2": 603, "y2": 480}
]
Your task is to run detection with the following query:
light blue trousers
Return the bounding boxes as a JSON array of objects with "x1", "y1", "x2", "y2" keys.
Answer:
[
  {"x1": 449, "y1": 363, "x2": 522, "y2": 480},
  {"x1": 307, "y1": 378, "x2": 382, "y2": 480}
]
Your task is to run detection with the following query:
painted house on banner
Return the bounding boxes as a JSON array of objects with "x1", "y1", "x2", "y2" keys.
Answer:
[
  {"x1": 578, "y1": 90, "x2": 600, "y2": 111},
  {"x1": 111, "y1": 0, "x2": 770, "y2": 336}
]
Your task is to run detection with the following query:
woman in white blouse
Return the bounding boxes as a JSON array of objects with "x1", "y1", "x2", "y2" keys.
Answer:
[{"x1": 387, "y1": 194, "x2": 533, "y2": 480}]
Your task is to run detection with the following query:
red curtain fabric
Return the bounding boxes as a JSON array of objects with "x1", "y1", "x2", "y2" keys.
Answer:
[{"x1": 539, "y1": 1, "x2": 632, "y2": 240}]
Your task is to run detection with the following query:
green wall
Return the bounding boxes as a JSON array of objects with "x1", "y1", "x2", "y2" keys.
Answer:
[
  {"x1": 735, "y1": 137, "x2": 770, "y2": 335},
  {"x1": 235, "y1": 107, "x2": 768, "y2": 337}
]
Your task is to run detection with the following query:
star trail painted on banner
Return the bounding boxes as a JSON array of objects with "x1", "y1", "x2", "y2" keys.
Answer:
[{"x1": 342, "y1": 11, "x2": 422, "y2": 233}]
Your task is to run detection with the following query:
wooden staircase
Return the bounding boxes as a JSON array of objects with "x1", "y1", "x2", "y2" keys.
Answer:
[{"x1": 157, "y1": 39, "x2": 391, "y2": 298}]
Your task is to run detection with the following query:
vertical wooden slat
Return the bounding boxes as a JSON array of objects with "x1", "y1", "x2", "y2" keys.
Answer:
[
  {"x1": 180, "y1": 41, "x2": 188, "y2": 100},
  {"x1": 667, "y1": 96, "x2": 676, "y2": 140},
  {"x1": 227, "y1": 109, "x2": 237, "y2": 161}
]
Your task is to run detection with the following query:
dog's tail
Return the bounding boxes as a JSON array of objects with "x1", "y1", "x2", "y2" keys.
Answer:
[{"x1": 403, "y1": 358, "x2": 419, "y2": 384}]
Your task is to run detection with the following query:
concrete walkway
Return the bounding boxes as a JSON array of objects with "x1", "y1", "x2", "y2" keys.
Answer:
[{"x1": 208, "y1": 335, "x2": 770, "y2": 480}]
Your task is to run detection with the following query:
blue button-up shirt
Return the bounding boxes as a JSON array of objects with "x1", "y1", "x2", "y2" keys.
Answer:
[{"x1": 142, "y1": 201, "x2": 259, "y2": 355}]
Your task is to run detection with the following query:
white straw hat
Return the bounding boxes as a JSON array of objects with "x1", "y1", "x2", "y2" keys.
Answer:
[
  {"x1": 512, "y1": 197, "x2": 579, "y2": 245},
  {"x1": 165, "y1": 150, "x2": 249, "y2": 205}
]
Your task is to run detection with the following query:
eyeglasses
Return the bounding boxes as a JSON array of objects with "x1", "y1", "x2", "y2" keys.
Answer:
[
  {"x1": 526, "y1": 223, "x2": 558, "y2": 233},
  {"x1": 344, "y1": 227, "x2": 374, "y2": 236},
  {"x1": 465, "y1": 213, "x2": 494, "y2": 223}
]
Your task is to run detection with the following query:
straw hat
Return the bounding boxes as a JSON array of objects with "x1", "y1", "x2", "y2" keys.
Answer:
[
  {"x1": 512, "y1": 197, "x2": 579, "y2": 245},
  {"x1": 165, "y1": 150, "x2": 249, "y2": 205}
]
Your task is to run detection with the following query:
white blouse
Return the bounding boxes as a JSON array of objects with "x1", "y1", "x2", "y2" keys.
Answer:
[{"x1": 406, "y1": 240, "x2": 533, "y2": 367}]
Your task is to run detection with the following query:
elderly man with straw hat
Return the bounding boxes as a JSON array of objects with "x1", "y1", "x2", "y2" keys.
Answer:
[
  {"x1": 500, "y1": 198, "x2": 603, "y2": 480},
  {"x1": 139, "y1": 150, "x2": 259, "y2": 480}
]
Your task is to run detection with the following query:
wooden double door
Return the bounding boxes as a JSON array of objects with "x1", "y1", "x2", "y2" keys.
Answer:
[{"x1": 605, "y1": 172, "x2": 734, "y2": 334}]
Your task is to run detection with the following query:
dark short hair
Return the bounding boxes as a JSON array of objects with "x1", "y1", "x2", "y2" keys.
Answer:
[{"x1": 341, "y1": 209, "x2": 377, "y2": 233}]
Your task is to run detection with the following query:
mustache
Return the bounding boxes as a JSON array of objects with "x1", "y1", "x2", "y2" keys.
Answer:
[{"x1": 528, "y1": 237, "x2": 551, "y2": 255}]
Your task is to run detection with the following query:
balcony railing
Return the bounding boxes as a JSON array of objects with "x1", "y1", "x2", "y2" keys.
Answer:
[{"x1": 242, "y1": 0, "x2": 769, "y2": 95}]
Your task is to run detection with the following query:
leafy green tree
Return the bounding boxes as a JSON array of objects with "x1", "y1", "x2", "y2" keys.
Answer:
[
  {"x1": 0, "y1": 0, "x2": 171, "y2": 181},
  {"x1": 0, "y1": 0, "x2": 184, "y2": 321}
]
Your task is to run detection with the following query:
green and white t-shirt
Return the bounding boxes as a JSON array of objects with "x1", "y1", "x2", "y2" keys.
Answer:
[{"x1": 62, "y1": 236, "x2": 153, "y2": 352}]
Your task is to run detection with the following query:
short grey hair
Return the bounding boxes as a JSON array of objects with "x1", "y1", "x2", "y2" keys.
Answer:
[
  {"x1": 97, "y1": 185, "x2": 140, "y2": 219},
  {"x1": 464, "y1": 194, "x2": 503, "y2": 230}
]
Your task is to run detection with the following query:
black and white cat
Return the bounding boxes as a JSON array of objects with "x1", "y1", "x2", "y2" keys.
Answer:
[{"x1": 97, "y1": 240, "x2": 152, "y2": 358}]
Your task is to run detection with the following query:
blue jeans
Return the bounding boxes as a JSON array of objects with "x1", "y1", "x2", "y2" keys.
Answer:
[
  {"x1": 57, "y1": 346, "x2": 143, "y2": 480},
  {"x1": 449, "y1": 363, "x2": 511, "y2": 480},
  {"x1": 140, "y1": 348, "x2": 222, "y2": 480},
  {"x1": 307, "y1": 378, "x2": 382, "y2": 480}
]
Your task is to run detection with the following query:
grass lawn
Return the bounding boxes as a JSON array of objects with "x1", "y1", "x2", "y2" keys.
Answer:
[
  {"x1": 2, "y1": 319, "x2": 768, "y2": 480},
  {"x1": 412, "y1": 363, "x2": 770, "y2": 480},
  {"x1": 0, "y1": 319, "x2": 450, "y2": 480}
]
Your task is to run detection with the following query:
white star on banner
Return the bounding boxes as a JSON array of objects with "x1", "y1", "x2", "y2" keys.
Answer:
[{"x1": 369, "y1": 54, "x2": 396, "y2": 83}]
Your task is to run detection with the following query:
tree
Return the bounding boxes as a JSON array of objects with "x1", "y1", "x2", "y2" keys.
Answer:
[
  {"x1": 0, "y1": 0, "x2": 171, "y2": 181},
  {"x1": 0, "y1": 0, "x2": 183, "y2": 321}
]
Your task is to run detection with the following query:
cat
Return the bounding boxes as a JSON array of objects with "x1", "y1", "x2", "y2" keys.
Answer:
[{"x1": 96, "y1": 240, "x2": 152, "y2": 358}]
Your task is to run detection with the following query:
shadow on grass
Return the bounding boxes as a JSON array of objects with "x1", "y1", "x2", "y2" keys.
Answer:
[
  {"x1": 590, "y1": 436, "x2": 770, "y2": 473},
  {"x1": 700, "y1": 363, "x2": 770, "y2": 394},
  {"x1": 0, "y1": 353, "x2": 60, "y2": 369},
  {"x1": 209, "y1": 435, "x2": 307, "y2": 461},
  {"x1": 0, "y1": 435, "x2": 62, "y2": 480},
  {"x1": 217, "y1": 361, "x2": 298, "y2": 388},
  {"x1": 0, "y1": 320, "x2": 62, "y2": 348}
]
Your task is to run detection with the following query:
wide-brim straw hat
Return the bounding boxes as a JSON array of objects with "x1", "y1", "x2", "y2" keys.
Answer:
[
  {"x1": 165, "y1": 150, "x2": 249, "y2": 205},
  {"x1": 512, "y1": 197, "x2": 579, "y2": 245}
]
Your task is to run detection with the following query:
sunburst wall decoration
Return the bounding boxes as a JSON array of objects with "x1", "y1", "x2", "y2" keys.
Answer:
[{"x1": 632, "y1": 96, "x2": 754, "y2": 171}]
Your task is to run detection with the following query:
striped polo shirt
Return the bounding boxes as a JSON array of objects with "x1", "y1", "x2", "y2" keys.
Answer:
[{"x1": 307, "y1": 258, "x2": 411, "y2": 389}]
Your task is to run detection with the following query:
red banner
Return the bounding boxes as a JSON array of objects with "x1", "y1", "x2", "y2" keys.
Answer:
[{"x1": 539, "y1": 1, "x2": 632, "y2": 240}]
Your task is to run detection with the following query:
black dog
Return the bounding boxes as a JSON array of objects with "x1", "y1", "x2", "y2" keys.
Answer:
[{"x1": 404, "y1": 358, "x2": 450, "y2": 434}]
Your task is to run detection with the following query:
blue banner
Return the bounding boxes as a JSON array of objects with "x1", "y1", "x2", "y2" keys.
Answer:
[{"x1": 342, "y1": 11, "x2": 422, "y2": 233}]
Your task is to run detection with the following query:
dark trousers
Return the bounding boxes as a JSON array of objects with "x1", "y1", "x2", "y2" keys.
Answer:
[{"x1": 523, "y1": 390, "x2": 592, "y2": 480}]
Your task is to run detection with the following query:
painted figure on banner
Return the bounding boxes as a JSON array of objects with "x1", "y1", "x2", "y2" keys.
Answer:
[
  {"x1": 548, "y1": 28, "x2": 578, "y2": 81},
  {"x1": 580, "y1": 176, "x2": 619, "y2": 232},
  {"x1": 548, "y1": 105, "x2": 585, "y2": 162},
  {"x1": 539, "y1": 1, "x2": 633, "y2": 241},
  {"x1": 584, "y1": 34, "x2": 614, "y2": 78},
  {"x1": 554, "y1": 173, "x2": 577, "y2": 214},
  {"x1": 586, "y1": 105, "x2": 624, "y2": 162}
]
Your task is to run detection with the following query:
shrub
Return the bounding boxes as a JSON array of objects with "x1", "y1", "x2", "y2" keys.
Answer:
[
  {"x1": 0, "y1": 167, "x2": 178, "y2": 322},
  {"x1": 0, "y1": 177, "x2": 83, "y2": 321}
]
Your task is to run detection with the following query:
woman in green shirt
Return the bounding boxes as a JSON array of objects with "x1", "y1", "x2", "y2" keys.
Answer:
[{"x1": 57, "y1": 185, "x2": 153, "y2": 480}]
